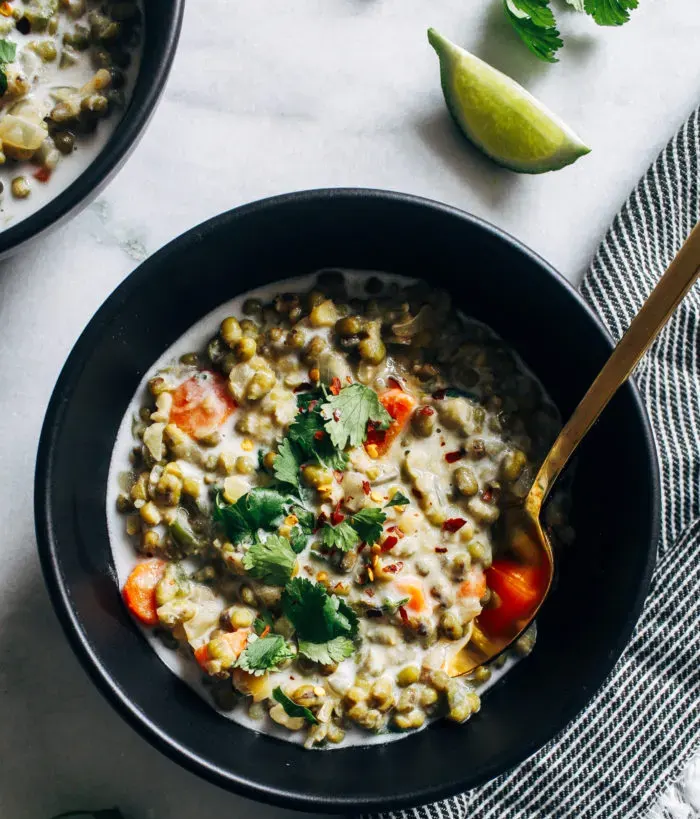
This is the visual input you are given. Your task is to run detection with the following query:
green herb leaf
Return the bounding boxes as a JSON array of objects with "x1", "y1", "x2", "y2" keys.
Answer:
[
  {"x1": 282, "y1": 577, "x2": 358, "y2": 643},
  {"x1": 563, "y1": 0, "x2": 585, "y2": 10},
  {"x1": 272, "y1": 686, "x2": 318, "y2": 724},
  {"x1": 296, "y1": 386, "x2": 326, "y2": 410},
  {"x1": 288, "y1": 405, "x2": 348, "y2": 471},
  {"x1": 504, "y1": 0, "x2": 562, "y2": 62},
  {"x1": 384, "y1": 491, "x2": 410, "y2": 509},
  {"x1": 322, "y1": 383, "x2": 392, "y2": 451},
  {"x1": 584, "y1": 0, "x2": 637, "y2": 25},
  {"x1": 254, "y1": 610, "x2": 275, "y2": 635},
  {"x1": 506, "y1": 0, "x2": 556, "y2": 27},
  {"x1": 0, "y1": 40, "x2": 17, "y2": 64},
  {"x1": 320, "y1": 520, "x2": 360, "y2": 552},
  {"x1": 381, "y1": 596, "x2": 410, "y2": 614},
  {"x1": 298, "y1": 636, "x2": 355, "y2": 665},
  {"x1": 273, "y1": 438, "x2": 302, "y2": 489},
  {"x1": 214, "y1": 488, "x2": 288, "y2": 544},
  {"x1": 243, "y1": 535, "x2": 297, "y2": 586},
  {"x1": 286, "y1": 503, "x2": 316, "y2": 553},
  {"x1": 236, "y1": 634, "x2": 295, "y2": 675},
  {"x1": 352, "y1": 507, "x2": 386, "y2": 545}
]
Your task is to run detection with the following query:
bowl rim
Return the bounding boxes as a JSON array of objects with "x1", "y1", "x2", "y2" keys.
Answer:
[
  {"x1": 34, "y1": 188, "x2": 661, "y2": 811},
  {"x1": 0, "y1": 0, "x2": 186, "y2": 258}
]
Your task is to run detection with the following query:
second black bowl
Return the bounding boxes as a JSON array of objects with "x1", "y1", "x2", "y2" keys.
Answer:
[{"x1": 35, "y1": 189, "x2": 659, "y2": 812}]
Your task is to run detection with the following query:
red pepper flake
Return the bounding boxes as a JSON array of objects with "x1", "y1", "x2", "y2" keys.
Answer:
[
  {"x1": 358, "y1": 542, "x2": 367, "y2": 553},
  {"x1": 331, "y1": 501, "x2": 345, "y2": 526},
  {"x1": 387, "y1": 377, "x2": 402, "y2": 390},
  {"x1": 330, "y1": 376, "x2": 342, "y2": 396},
  {"x1": 398, "y1": 605, "x2": 409, "y2": 624},
  {"x1": 442, "y1": 518, "x2": 467, "y2": 533},
  {"x1": 315, "y1": 511, "x2": 328, "y2": 530},
  {"x1": 386, "y1": 525, "x2": 404, "y2": 539},
  {"x1": 435, "y1": 546, "x2": 448, "y2": 553},
  {"x1": 314, "y1": 430, "x2": 325, "y2": 440},
  {"x1": 482, "y1": 488, "x2": 494, "y2": 503},
  {"x1": 34, "y1": 167, "x2": 51, "y2": 183},
  {"x1": 445, "y1": 449, "x2": 466, "y2": 464},
  {"x1": 383, "y1": 561, "x2": 403, "y2": 574},
  {"x1": 333, "y1": 410, "x2": 341, "y2": 422},
  {"x1": 260, "y1": 625, "x2": 270, "y2": 638},
  {"x1": 380, "y1": 535, "x2": 398, "y2": 552},
  {"x1": 418, "y1": 406, "x2": 435, "y2": 417},
  {"x1": 346, "y1": 376, "x2": 353, "y2": 384},
  {"x1": 334, "y1": 469, "x2": 345, "y2": 484},
  {"x1": 293, "y1": 382, "x2": 312, "y2": 393},
  {"x1": 365, "y1": 587, "x2": 375, "y2": 597},
  {"x1": 308, "y1": 400, "x2": 318, "y2": 412},
  {"x1": 362, "y1": 480, "x2": 371, "y2": 496},
  {"x1": 432, "y1": 389, "x2": 447, "y2": 400}
]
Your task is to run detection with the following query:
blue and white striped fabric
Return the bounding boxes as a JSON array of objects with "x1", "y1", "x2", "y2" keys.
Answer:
[{"x1": 367, "y1": 108, "x2": 700, "y2": 819}]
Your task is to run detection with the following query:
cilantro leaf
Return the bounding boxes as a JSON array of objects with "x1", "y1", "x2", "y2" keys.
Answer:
[
  {"x1": 236, "y1": 634, "x2": 295, "y2": 675},
  {"x1": 320, "y1": 520, "x2": 360, "y2": 552},
  {"x1": 563, "y1": 0, "x2": 585, "y2": 10},
  {"x1": 272, "y1": 687, "x2": 318, "y2": 724},
  {"x1": 322, "y1": 383, "x2": 392, "y2": 451},
  {"x1": 298, "y1": 636, "x2": 355, "y2": 665},
  {"x1": 0, "y1": 40, "x2": 17, "y2": 64},
  {"x1": 352, "y1": 507, "x2": 386, "y2": 545},
  {"x1": 282, "y1": 578, "x2": 358, "y2": 643},
  {"x1": 214, "y1": 488, "x2": 288, "y2": 544},
  {"x1": 296, "y1": 386, "x2": 326, "y2": 410},
  {"x1": 243, "y1": 535, "x2": 297, "y2": 586},
  {"x1": 273, "y1": 438, "x2": 302, "y2": 489},
  {"x1": 254, "y1": 610, "x2": 275, "y2": 635},
  {"x1": 287, "y1": 503, "x2": 315, "y2": 553},
  {"x1": 288, "y1": 406, "x2": 348, "y2": 470},
  {"x1": 584, "y1": 0, "x2": 637, "y2": 25},
  {"x1": 504, "y1": 0, "x2": 562, "y2": 62},
  {"x1": 289, "y1": 527, "x2": 307, "y2": 554},
  {"x1": 385, "y1": 491, "x2": 410, "y2": 509}
]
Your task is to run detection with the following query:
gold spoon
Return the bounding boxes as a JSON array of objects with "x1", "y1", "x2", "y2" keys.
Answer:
[{"x1": 448, "y1": 220, "x2": 700, "y2": 677}]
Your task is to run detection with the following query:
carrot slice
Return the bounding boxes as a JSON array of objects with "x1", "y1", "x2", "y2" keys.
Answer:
[
  {"x1": 365, "y1": 388, "x2": 417, "y2": 456},
  {"x1": 222, "y1": 628, "x2": 250, "y2": 657},
  {"x1": 194, "y1": 644, "x2": 210, "y2": 669},
  {"x1": 170, "y1": 371, "x2": 236, "y2": 441},
  {"x1": 395, "y1": 576, "x2": 427, "y2": 613},
  {"x1": 478, "y1": 560, "x2": 549, "y2": 637},
  {"x1": 458, "y1": 565, "x2": 487, "y2": 600},
  {"x1": 122, "y1": 559, "x2": 166, "y2": 626}
]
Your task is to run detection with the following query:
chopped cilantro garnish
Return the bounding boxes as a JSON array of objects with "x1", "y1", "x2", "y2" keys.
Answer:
[
  {"x1": 272, "y1": 686, "x2": 318, "y2": 724},
  {"x1": 253, "y1": 610, "x2": 275, "y2": 635},
  {"x1": 352, "y1": 507, "x2": 386, "y2": 545},
  {"x1": 282, "y1": 577, "x2": 358, "y2": 644},
  {"x1": 584, "y1": 0, "x2": 637, "y2": 25},
  {"x1": 320, "y1": 519, "x2": 360, "y2": 552},
  {"x1": 381, "y1": 596, "x2": 410, "y2": 614},
  {"x1": 384, "y1": 491, "x2": 410, "y2": 509},
  {"x1": 298, "y1": 636, "x2": 355, "y2": 665},
  {"x1": 504, "y1": 0, "x2": 563, "y2": 63},
  {"x1": 322, "y1": 383, "x2": 392, "y2": 451},
  {"x1": 236, "y1": 634, "x2": 295, "y2": 675},
  {"x1": 242, "y1": 535, "x2": 297, "y2": 586},
  {"x1": 0, "y1": 40, "x2": 16, "y2": 96},
  {"x1": 273, "y1": 437, "x2": 302, "y2": 489},
  {"x1": 214, "y1": 488, "x2": 287, "y2": 544},
  {"x1": 288, "y1": 405, "x2": 348, "y2": 470}
]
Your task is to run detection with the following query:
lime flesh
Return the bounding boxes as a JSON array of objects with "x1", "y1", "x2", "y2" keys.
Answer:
[{"x1": 428, "y1": 28, "x2": 590, "y2": 174}]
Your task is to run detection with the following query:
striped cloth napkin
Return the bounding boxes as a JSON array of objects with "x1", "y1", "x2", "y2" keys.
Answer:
[{"x1": 365, "y1": 109, "x2": 700, "y2": 819}]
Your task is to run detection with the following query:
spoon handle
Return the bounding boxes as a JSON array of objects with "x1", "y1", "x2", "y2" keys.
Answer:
[{"x1": 527, "y1": 220, "x2": 700, "y2": 514}]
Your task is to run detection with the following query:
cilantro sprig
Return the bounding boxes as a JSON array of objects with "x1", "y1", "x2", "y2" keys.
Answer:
[
  {"x1": 320, "y1": 506, "x2": 387, "y2": 552},
  {"x1": 0, "y1": 39, "x2": 17, "y2": 96},
  {"x1": 505, "y1": 0, "x2": 638, "y2": 62},
  {"x1": 214, "y1": 488, "x2": 287, "y2": 544},
  {"x1": 384, "y1": 491, "x2": 410, "y2": 509},
  {"x1": 322, "y1": 383, "x2": 392, "y2": 451},
  {"x1": 283, "y1": 577, "x2": 358, "y2": 644},
  {"x1": 272, "y1": 687, "x2": 318, "y2": 724},
  {"x1": 236, "y1": 633, "x2": 295, "y2": 675},
  {"x1": 242, "y1": 535, "x2": 297, "y2": 586}
]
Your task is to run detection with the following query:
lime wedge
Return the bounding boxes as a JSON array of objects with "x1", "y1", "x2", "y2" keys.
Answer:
[{"x1": 428, "y1": 28, "x2": 590, "y2": 174}]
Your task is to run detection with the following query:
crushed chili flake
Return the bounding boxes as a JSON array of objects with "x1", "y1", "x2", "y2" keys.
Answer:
[
  {"x1": 380, "y1": 535, "x2": 398, "y2": 552},
  {"x1": 482, "y1": 488, "x2": 494, "y2": 503},
  {"x1": 398, "y1": 605, "x2": 409, "y2": 624},
  {"x1": 331, "y1": 501, "x2": 345, "y2": 526},
  {"x1": 362, "y1": 480, "x2": 371, "y2": 496},
  {"x1": 386, "y1": 525, "x2": 404, "y2": 539},
  {"x1": 330, "y1": 377, "x2": 342, "y2": 395},
  {"x1": 316, "y1": 511, "x2": 328, "y2": 529},
  {"x1": 333, "y1": 410, "x2": 340, "y2": 422},
  {"x1": 334, "y1": 469, "x2": 345, "y2": 484},
  {"x1": 442, "y1": 518, "x2": 467, "y2": 533},
  {"x1": 435, "y1": 546, "x2": 448, "y2": 553},
  {"x1": 260, "y1": 625, "x2": 270, "y2": 638},
  {"x1": 293, "y1": 382, "x2": 312, "y2": 393},
  {"x1": 432, "y1": 388, "x2": 447, "y2": 400},
  {"x1": 418, "y1": 406, "x2": 435, "y2": 416},
  {"x1": 358, "y1": 542, "x2": 367, "y2": 553},
  {"x1": 383, "y1": 561, "x2": 403, "y2": 574},
  {"x1": 314, "y1": 430, "x2": 325, "y2": 440},
  {"x1": 34, "y1": 167, "x2": 51, "y2": 183},
  {"x1": 445, "y1": 449, "x2": 466, "y2": 463},
  {"x1": 365, "y1": 587, "x2": 375, "y2": 597}
]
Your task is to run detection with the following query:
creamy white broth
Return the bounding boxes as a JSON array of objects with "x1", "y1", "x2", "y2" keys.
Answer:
[
  {"x1": 0, "y1": 1, "x2": 142, "y2": 228},
  {"x1": 108, "y1": 271, "x2": 557, "y2": 749}
]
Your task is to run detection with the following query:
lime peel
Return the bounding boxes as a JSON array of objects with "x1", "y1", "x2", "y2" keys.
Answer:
[{"x1": 428, "y1": 28, "x2": 590, "y2": 174}]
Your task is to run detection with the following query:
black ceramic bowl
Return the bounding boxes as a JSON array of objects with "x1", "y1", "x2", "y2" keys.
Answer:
[
  {"x1": 0, "y1": 0, "x2": 184, "y2": 259},
  {"x1": 35, "y1": 189, "x2": 659, "y2": 813}
]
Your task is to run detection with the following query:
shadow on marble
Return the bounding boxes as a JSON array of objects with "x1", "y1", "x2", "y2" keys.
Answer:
[{"x1": 415, "y1": 110, "x2": 521, "y2": 209}]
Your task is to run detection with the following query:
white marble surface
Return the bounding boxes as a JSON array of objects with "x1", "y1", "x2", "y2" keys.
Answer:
[{"x1": 1, "y1": 1, "x2": 699, "y2": 817}]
